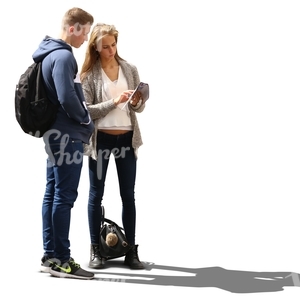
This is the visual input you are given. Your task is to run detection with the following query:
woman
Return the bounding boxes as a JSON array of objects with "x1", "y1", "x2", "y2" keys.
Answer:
[{"x1": 80, "y1": 23, "x2": 145, "y2": 269}]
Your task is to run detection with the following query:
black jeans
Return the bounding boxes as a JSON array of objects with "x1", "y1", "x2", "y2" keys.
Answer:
[{"x1": 88, "y1": 130, "x2": 137, "y2": 245}]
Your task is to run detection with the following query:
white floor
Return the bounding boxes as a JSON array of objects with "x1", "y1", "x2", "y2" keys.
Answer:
[
  {"x1": 2, "y1": 1, "x2": 300, "y2": 299},
  {"x1": 2, "y1": 137, "x2": 300, "y2": 299}
]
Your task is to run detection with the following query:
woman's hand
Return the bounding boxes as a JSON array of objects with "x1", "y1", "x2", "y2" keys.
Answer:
[
  {"x1": 130, "y1": 91, "x2": 142, "y2": 107},
  {"x1": 113, "y1": 90, "x2": 134, "y2": 106}
]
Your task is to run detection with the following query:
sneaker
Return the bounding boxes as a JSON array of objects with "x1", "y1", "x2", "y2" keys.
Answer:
[
  {"x1": 50, "y1": 258, "x2": 94, "y2": 280},
  {"x1": 40, "y1": 255, "x2": 54, "y2": 273}
]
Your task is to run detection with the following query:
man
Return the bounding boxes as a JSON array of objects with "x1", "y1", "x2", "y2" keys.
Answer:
[{"x1": 32, "y1": 7, "x2": 95, "y2": 280}]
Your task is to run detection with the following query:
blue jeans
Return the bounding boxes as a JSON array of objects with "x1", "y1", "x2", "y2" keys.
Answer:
[
  {"x1": 88, "y1": 131, "x2": 137, "y2": 245},
  {"x1": 42, "y1": 131, "x2": 83, "y2": 262}
]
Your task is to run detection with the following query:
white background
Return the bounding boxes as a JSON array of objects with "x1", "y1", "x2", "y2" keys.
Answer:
[{"x1": 1, "y1": 0, "x2": 300, "y2": 299}]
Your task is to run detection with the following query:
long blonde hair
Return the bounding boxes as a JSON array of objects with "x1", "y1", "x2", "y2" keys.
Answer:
[{"x1": 80, "y1": 23, "x2": 124, "y2": 81}]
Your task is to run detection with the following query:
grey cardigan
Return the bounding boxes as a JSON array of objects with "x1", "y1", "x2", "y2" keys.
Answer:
[{"x1": 81, "y1": 59, "x2": 145, "y2": 160}]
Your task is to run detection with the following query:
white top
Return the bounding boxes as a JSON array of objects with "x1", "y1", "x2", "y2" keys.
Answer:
[{"x1": 97, "y1": 67, "x2": 133, "y2": 130}]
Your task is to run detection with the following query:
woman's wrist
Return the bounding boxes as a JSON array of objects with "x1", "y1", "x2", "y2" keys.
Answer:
[{"x1": 113, "y1": 98, "x2": 118, "y2": 107}]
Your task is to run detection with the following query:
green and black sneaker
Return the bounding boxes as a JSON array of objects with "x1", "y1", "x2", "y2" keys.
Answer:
[
  {"x1": 40, "y1": 255, "x2": 55, "y2": 273},
  {"x1": 49, "y1": 258, "x2": 94, "y2": 280}
]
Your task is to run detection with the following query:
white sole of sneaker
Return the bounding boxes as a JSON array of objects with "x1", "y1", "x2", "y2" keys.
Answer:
[
  {"x1": 40, "y1": 266, "x2": 51, "y2": 273},
  {"x1": 49, "y1": 269, "x2": 94, "y2": 280}
]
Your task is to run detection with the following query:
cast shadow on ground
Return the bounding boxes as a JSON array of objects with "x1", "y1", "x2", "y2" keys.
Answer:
[{"x1": 93, "y1": 261, "x2": 300, "y2": 294}]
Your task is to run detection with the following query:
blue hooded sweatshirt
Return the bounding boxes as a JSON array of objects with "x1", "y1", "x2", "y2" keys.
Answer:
[{"x1": 32, "y1": 36, "x2": 94, "y2": 144}]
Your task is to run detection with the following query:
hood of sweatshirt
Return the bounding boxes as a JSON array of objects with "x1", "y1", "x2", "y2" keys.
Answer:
[{"x1": 32, "y1": 36, "x2": 72, "y2": 63}]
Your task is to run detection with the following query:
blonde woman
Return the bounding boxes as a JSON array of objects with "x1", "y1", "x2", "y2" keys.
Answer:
[{"x1": 81, "y1": 23, "x2": 145, "y2": 269}]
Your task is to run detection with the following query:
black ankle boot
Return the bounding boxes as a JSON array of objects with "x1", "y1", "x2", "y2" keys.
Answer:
[
  {"x1": 89, "y1": 244, "x2": 105, "y2": 269},
  {"x1": 124, "y1": 245, "x2": 144, "y2": 269}
]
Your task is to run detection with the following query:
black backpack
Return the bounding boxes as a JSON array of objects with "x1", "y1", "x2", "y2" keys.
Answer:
[{"x1": 15, "y1": 60, "x2": 58, "y2": 138}]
